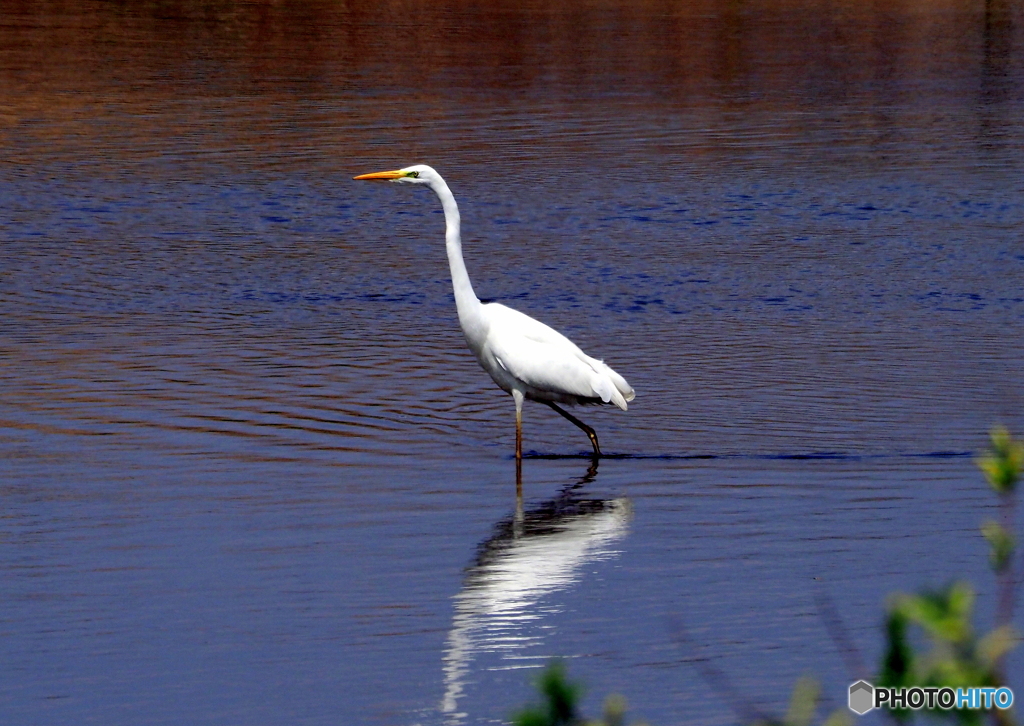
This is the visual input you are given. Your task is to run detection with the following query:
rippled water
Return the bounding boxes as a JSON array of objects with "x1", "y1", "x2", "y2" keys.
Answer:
[{"x1": 3, "y1": 1, "x2": 1024, "y2": 724}]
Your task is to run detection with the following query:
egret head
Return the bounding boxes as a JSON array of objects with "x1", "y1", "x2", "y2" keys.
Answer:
[{"x1": 353, "y1": 164, "x2": 437, "y2": 185}]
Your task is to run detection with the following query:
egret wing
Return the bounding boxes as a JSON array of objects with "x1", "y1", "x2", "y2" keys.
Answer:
[
  {"x1": 483, "y1": 303, "x2": 585, "y2": 351},
  {"x1": 483, "y1": 304, "x2": 631, "y2": 409}
]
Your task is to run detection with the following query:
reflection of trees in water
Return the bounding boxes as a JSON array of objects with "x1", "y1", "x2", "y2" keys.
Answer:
[
  {"x1": 982, "y1": 0, "x2": 1015, "y2": 103},
  {"x1": 6, "y1": 3, "x2": 1017, "y2": 121},
  {"x1": 441, "y1": 464, "x2": 631, "y2": 724}
]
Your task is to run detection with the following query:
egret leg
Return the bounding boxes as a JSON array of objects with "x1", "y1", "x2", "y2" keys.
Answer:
[
  {"x1": 545, "y1": 401, "x2": 601, "y2": 457},
  {"x1": 513, "y1": 389, "x2": 525, "y2": 463},
  {"x1": 514, "y1": 472, "x2": 523, "y2": 532}
]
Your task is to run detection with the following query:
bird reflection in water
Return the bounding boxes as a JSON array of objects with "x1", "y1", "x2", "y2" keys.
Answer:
[{"x1": 441, "y1": 461, "x2": 631, "y2": 723}]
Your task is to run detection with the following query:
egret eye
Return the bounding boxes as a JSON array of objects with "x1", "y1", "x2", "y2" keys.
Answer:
[{"x1": 407, "y1": 171, "x2": 419, "y2": 178}]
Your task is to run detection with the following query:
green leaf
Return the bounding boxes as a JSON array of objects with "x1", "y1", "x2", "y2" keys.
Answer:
[
  {"x1": 511, "y1": 661, "x2": 583, "y2": 726},
  {"x1": 977, "y1": 427, "x2": 1023, "y2": 494},
  {"x1": 880, "y1": 610, "x2": 913, "y2": 688},
  {"x1": 893, "y1": 583, "x2": 974, "y2": 643},
  {"x1": 821, "y1": 708, "x2": 854, "y2": 726},
  {"x1": 514, "y1": 708, "x2": 555, "y2": 726},
  {"x1": 977, "y1": 624, "x2": 1020, "y2": 668},
  {"x1": 598, "y1": 694, "x2": 628, "y2": 726},
  {"x1": 783, "y1": 676, "x2": 819, "y2": 726},
  {"x1": 981, "y1": 520, "x2": 1015, "y2": 572}
]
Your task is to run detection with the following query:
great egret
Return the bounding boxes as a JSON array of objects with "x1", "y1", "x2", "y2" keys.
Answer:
[{"x1": 354, "y1": 165, "x2": 634, "y2": 460}]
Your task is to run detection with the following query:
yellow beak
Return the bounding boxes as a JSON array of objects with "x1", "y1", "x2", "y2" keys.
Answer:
[{"x1": 353, "y1": 169, "x2": 406, "y2": 181}]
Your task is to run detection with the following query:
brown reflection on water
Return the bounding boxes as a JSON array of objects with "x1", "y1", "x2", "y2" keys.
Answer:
[{"x1": 2, "y1": 0, "x2": 1022, "y2": 161}]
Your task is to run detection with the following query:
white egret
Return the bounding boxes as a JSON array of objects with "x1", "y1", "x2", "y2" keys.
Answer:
[{"x1": 354, "y1": 165, "x2": 634, "y2": 460}]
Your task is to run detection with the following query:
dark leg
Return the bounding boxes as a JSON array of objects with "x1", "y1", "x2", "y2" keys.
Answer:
[
  {"x1": 514, "y1": 460, "x2": 523, "y2": 523},
  {"x1": 515, "y1": 407, "x2": 522, "y2": 462},
  {"x1": 545, "y1": 401, "x2": 601, "y2": 457}
]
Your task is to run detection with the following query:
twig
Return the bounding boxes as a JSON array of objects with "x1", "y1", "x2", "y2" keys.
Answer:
[
  {"x1": 813, "y1": 586, "x2": 869, "y2": 681},
  {"x1": 669, "y1": 617, "x2": 773, "y2": 725}
]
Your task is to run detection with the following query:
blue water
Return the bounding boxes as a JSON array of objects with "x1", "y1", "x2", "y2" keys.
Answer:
[{"x1": 2, "y1": 1, "x2": 1024, "y2": 724}]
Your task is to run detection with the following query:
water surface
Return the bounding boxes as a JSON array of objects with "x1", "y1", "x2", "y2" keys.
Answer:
[{"x1": 2, "y1": 1, "x2": 1024, "y2": 724}]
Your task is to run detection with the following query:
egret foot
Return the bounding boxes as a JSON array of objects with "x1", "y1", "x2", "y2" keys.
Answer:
[{"x1": 545, "y1": 401, "x2": 601, "y2": 457}]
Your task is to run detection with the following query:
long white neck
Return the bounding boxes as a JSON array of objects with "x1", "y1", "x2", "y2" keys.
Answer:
[{"x1": 427, "y1": 174, "x2": 484, "y2": 337}]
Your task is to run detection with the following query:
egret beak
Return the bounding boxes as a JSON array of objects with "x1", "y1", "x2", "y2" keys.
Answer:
[{"x1": 353, "y1": 170, "x2": 406, "y2": 181}]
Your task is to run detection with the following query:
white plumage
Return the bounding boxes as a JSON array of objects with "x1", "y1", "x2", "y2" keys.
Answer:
[
  {"x1": 354, "y1": 164, "x2": 634, "y2": 459},
  {"x1": 482, "y1": 303, "x2": 632, "y2": 410}
]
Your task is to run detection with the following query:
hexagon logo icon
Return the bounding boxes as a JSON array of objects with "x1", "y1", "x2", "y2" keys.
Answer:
[{"x1": 849, "y1": 681, "x2": 874, "y2": 715}]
